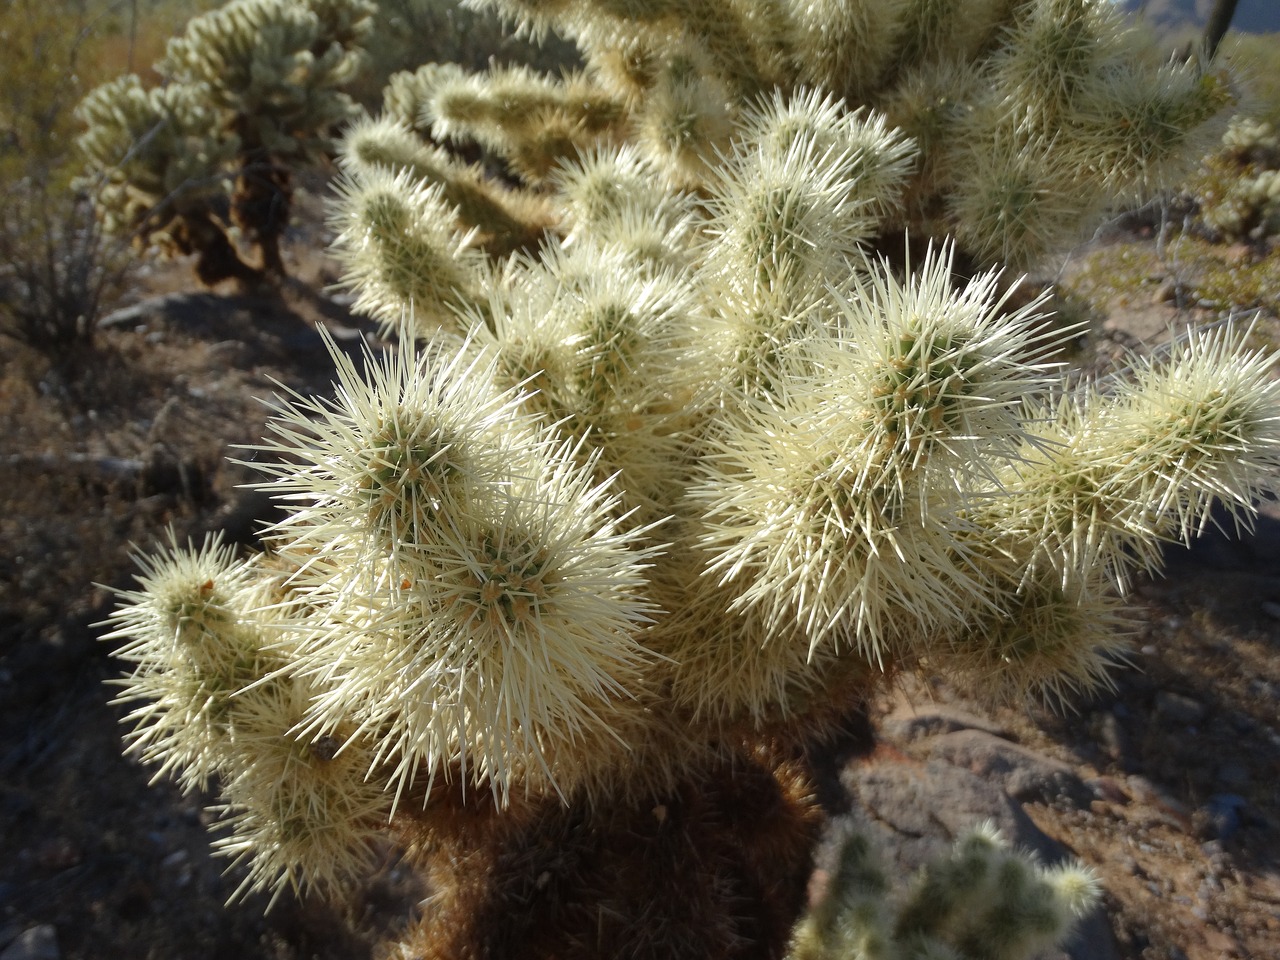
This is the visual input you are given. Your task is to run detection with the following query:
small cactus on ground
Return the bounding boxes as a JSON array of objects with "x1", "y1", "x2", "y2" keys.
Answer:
[
  {"x1": 1193, "y1": 116, "x2": 1280, "y2": 243},
  {"x1": 788, "y1": 821, "x2": 1100, "y2": 960},
  {"x1": 99, "y1": 2, "x2": 1278, "y2": 958}
]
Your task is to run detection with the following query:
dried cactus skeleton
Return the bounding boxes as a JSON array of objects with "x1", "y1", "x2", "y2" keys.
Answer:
[{"x1": 99, "y1": 1, "x2": 1280, "y2": 957}]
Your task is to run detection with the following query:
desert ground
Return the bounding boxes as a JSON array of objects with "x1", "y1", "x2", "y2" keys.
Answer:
[{"x1": 1, "y1": 201, "x2": 1277, "y2": 959}]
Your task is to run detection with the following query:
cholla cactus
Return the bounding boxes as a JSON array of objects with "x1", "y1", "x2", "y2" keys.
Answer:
[
  {"x1": 74, "y1": 77, "x2": 251, "y2": 284},
  {"x1": 76, "y1": 0, "x2": 374, "y2": 285},
  {"x1": 788, "y1": 821, "x2": 1100, "y2": 960},
  {"x1": 101, "y1": 2, "x2": 1280, "y2": 958},
  {"x1": 348, "y1": 0, "x2": 1230, "y2": 274},
  {"x1": 1194, "y1": 116, "x2": 1280, "y2": 242},
  {"x1": 101, "y1": 533, "x2": 395, "y2": 905}
]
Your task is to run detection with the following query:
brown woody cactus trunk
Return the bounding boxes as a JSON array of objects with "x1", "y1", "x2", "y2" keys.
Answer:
[
  {"x1": 391, "y1": 747, "x2": 827, "y2": 960},
  {"x1": 232, "y1": 148, "x2": 293, "y2": 279},
  {"x1": 171, "y1": 210, "x2": 265, "y2": 288}
]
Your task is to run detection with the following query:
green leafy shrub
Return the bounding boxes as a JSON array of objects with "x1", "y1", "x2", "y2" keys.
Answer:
[{"x1": 101, "y1": 2, "x2": 1276, "y2": 958}]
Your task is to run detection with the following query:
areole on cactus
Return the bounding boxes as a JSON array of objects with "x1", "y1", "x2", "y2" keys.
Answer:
[{"x1": 100, "y1": 2, "x2": 1278, "y2": 958}]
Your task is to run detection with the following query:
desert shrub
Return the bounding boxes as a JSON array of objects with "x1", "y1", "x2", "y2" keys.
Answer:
[
  {"x1": 0, "y1": 0, "x2": 94, "y2": 185},
  {"x1": 101, "y1": 3, "x2": 1278, "y2": 958},
  {"x1": 0, "y1": 0, "x2": 135, "y2": 356},
  {"x1": 0, "y1": 182, "x2": 131, "y2": 355},
  {"x1": 82, "y1": 1, "x2": 227, "y2": 83}
]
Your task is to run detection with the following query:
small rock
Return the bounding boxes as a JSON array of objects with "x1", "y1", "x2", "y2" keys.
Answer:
[
  {"x1": 1216, "y1": 760, "x2": 1250, "y2": 788},
  {"x1": 1255, "y1": 869, "x2": 1280, "y2": 906},
  {"x1": 31, "y1": 837, "x2": 80, "y2": 872},
  {"x1": 1249, "y1": 678, "x2": 1280, "y2": 702},
  {"x1": 0, "y1": 925, "x2": 58, "y2": 960},
  {"x1": 1261, "y1": 600, "x2": 1280, "y2": 621},
  {"x1": 1202, "y1": 794, "x2": 1248, "y2": 842},
  {"x1": 1151, "y1": 279, "x2": 1180, "y2": 304},
  {"x1": 1125, "y1": 776, "x2": 1192, "y2": 831},
  {"x1": 1125, "y1": 776, "x2": 1163, "y2": 805},
  {"x1": 205, "y1": 339, "x2": 250, "y2": 366},
  {"x1": 97, "y1": 300, "x2": 154, "y2": 329},
  {"x1": 1096, "y1": 711, "x2": 1128, "y2": 763},
  {"x1": 1202, "y1": 928, "x2": 1241, "y2": 955},
  {"x1": 879, "y1": 702, "x2": 1013, "y2": 744},
  {"x1": 1201, "y1": 840, "x2": 1228, "y2": 871},
  {"x1": 1154, "y1": 691, "x2": 1206, "y2": 726},
  {"x1": 926, "y1": 729, "x2": 1090, "y2": 805},
  {"x1": 843, "y1": 756, "x2": 1062, "y2": 867},
  {"x1": 1086, "y1": 776, "x2": 1129, "y2": 804}
]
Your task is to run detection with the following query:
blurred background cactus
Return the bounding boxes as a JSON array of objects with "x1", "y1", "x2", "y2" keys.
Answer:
[
  {"x1": 343, "y1": 0, "x2": 1233, "y2": 278},
  {"x1": 76, "y1": 0, "x2": 377, "y2": 286},
  {"x1": 1190, "y1": 116, "x2": 1280, "y2": 243},
  {"x1": 98, "y1": 2, "x2": 1280, "y2": 958},
  {"x1": 352, "y1": 0, "x2": 581, "y2": 102}
]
